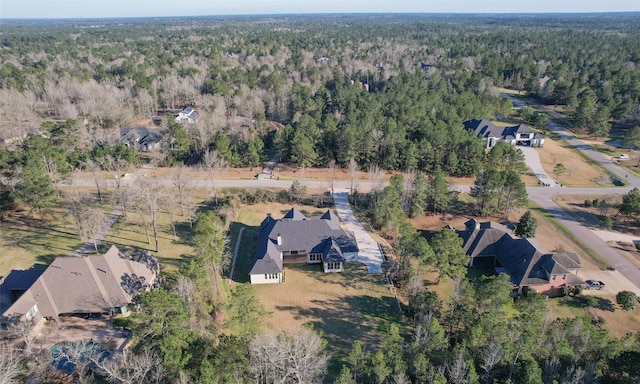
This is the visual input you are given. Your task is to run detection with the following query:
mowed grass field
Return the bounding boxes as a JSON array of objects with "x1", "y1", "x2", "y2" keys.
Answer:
[
  {"x1": 230, "y1": 202, "x2": 404, "y2": 375},
  {"x1": 0, "y1": 188, "x2": 204, "y2": 279},
  {"x1": 254, "y1": 264, "x2": 401, "y2": 363},
  {"x1": 0, "y1": 207, "x2": 82, "y2": 277}
]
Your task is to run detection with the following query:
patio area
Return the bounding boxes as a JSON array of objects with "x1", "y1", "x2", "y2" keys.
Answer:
[{"x1": 37, "y1": 316, "x2": 129, "y2": 352}]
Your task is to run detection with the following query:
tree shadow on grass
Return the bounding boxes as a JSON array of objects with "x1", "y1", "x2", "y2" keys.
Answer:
[
  {"x1": 229, "y1": 222, "x2": 257, "y2": 283},
  {"x1": 275, "y1": 294, "x2": 401, "y2": 380},
  {"x1": 557, "y1": 296, "x2": 585, "y2": 309},
  {"x1": 596, "y1": 297, "x2": 616, "y2": 312},
  {"x1": 35, "y1": 254, "x2": 67, "y2": 267}
]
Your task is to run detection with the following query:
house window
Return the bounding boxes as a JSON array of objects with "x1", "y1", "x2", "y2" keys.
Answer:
[
  {"x1": 26, "y1": 305, "x2": 37, "y2": 321},
  {"x1": 264, "y1": 274, "x2": 279, "y2": 280},
  {"x1": 562, "y1": 274, "x2": 566, "y2": 280},
  {"x1": 327, "y1": 262, "x2": 340, "y2": 270},
  {"x1": 310, "y1": 253, "x2": 322, "y2": 261},
  {"x1": 290, "y1": 251, "x2": 298, "y2": 255},
  {"x1": 551, "y1": 275, "x2": 556, "y2": 280}
]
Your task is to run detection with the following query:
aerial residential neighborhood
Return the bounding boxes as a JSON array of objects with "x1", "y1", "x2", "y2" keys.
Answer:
[{"x1": 0, "y1": 11, "x2": 639, "y2": 384}]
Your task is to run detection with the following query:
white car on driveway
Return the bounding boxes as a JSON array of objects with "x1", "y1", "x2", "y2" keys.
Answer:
[
  {"x1": 585, "y1": 279, "x2": 605, "y2": 290},
  {"x1": 613, "y1": 154, "x2": 629, "y2": 160}
]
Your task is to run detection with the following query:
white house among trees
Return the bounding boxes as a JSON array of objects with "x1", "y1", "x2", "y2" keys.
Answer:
[{"x1": 464, "y1": 119, "x2": 545, "y2": 149}]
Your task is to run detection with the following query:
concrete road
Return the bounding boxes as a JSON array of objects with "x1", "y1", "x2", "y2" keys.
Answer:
[
  {"x1": 503, "y1": 94, "x2": 640, "y2": 288},
  {"x1": 528, "y1": 189, "x2": 640, "y2": 287}
]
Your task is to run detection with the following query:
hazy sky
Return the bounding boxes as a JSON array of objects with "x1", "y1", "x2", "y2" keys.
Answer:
[{"x1": 1, "y1": 0, "x2": 638, "y2": 19}]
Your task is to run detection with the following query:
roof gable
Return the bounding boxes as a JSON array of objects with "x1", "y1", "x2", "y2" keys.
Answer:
[
  {"x1": 250, "y1": 210, "x2": 358, "y2": 276},
  {"x1": 459, "y1": 222, "x2": 581, "y2": 287},
  {"x1": 1, "y1": 246, "x2": 158, "y2": 320},
  {"x1": 283, "y1": 207, "x2": 306, "y2": 220}
]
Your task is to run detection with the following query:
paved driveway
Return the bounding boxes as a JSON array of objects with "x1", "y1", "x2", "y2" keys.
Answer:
[
  {"x1": 519, "y1": 146, "x2": 560, "y2": 187},
  {"x1": 333, "y1": 191, "x2": 384, "y2": 273},
  {"x1": 580, "y1": 270, "x2": 640, "y2": 296}
]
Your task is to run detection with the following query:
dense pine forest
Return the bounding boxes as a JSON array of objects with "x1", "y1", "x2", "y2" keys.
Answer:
[{"x1": 0, "y1": 14, "x2": 640, "y2": 384}]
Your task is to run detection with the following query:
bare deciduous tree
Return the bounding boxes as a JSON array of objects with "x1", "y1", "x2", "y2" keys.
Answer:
[
  {"x1": 50, "y1": 340, "x2": 103, "y2": 384},
  {"x1": 100, "y1": 154, "x2": 129, "y2": 191},
  {"x1": 81, "y1": 207, "x2": 109, "y2": 253},
  {"x1": 348, "y1": 158, "x2": 359, "y2": 197},
  {"x1": 98, "y1": 348, "x2": 165, "y2": 384},
  {"x1": 202, "y1": 148, "x2": 227, "y2": 205},
  {"x1": 169, "y1": 166, "x2": 191, "y2": 216},
  {"x1": 480, "y1": 339, "x2": 502, "y2": 384},
  {"x1": 83, "y1": 159, "x2": 103, "y2": 201},
  {"x1": 0, "y1": 343, "x2": 25, "y2": 384},
  {"x1": 446, "y1": 351, "x2": 472, "y2": 384},
  {"x1": 6, "y1": 320, "x2": 36, "y2": 357},
  {"x1": 249, "y1": 328, "x2": 329, "y2": 384},
  {"x1": 368, "y1": 163, "x2": 384, "y2": 193},
  {"x1": 132, "y1": 179, "x2": 163, "y2": 252},
  {"x1": 41, "y1": 154, "x2": 61, "y2": 199}
]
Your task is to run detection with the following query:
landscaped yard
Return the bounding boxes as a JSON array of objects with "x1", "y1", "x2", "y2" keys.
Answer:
[
  {"x1": 253, "y1": 263, "x2": 402, "y2": 375},
  {"x1": 230, "y1": 202, "x2": 403, "y2": 377}
]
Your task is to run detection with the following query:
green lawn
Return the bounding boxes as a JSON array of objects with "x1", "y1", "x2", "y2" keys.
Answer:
[{"x1": 0, "y1": 208, "x2": 82, "y2": 276}]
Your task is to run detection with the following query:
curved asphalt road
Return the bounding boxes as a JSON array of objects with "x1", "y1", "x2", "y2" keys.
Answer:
[{"x1": 505, "y1": 94, "x2": 640, "y2": 288}]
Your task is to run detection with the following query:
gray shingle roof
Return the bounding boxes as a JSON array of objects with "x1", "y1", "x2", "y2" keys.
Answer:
[
  {"x1": 459, "y1": 222, "x2": 582, "y2": 288},
  {"x1": 283, "y1": 207, "x2": 306, "y2": 220},
  {"x1": 463, "y1": 120, "x2": 542, "y2": 141},
  {"x1": 322, "y1": 238, "x2": 344, "y2": 263},
  {"x1": 250, "y1": 208, "x2": 358, "y2": 276},
  {"x1": 464, "y1": 119, "x2": 503, "y2": 139}
]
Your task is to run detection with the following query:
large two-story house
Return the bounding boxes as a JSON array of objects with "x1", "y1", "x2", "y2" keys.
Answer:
[
  {"x1": 458, "y1": 219, "x2": 582, "y2": 296},
  {"x1": 464, "y1": 119, "x2": 545, "y2": 149},
  {"x1": 249, "y1": 208, "x2": 358, "y2": 284}
]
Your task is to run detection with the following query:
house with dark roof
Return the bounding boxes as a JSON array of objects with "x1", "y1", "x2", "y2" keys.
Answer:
[
  {"x1": 0, "y1": 246, "x2": 158, "y2": 332},
  {"x1": 458, "y1": 219, "x2": 582, "y2": 296},
  {"x1": 249, "y1": 208, "x2": 358, "y2": 284},
  {"x1": 175, "y1": 106, "x2": 198, "y2": 124},
  {"x1": 464, "y1": 119, "x2": 545, "y2": 149},
  {"x1": 119, "y1": 127, "x2": 166, "y2": 151}
]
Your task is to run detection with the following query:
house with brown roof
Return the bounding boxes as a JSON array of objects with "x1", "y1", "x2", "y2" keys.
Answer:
[
  {"x1": 249, "y1": 208, "x2": 358, "y2": 284},
  {"x1": 458, "y1": 219, "x2": 582, "y2": 296},
  {"x1": 464, "y1": 119, "x2": 545, "y2": 149},
  {"x1": 0, "y1": 246, "x2": 158, "y2": 332}
]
